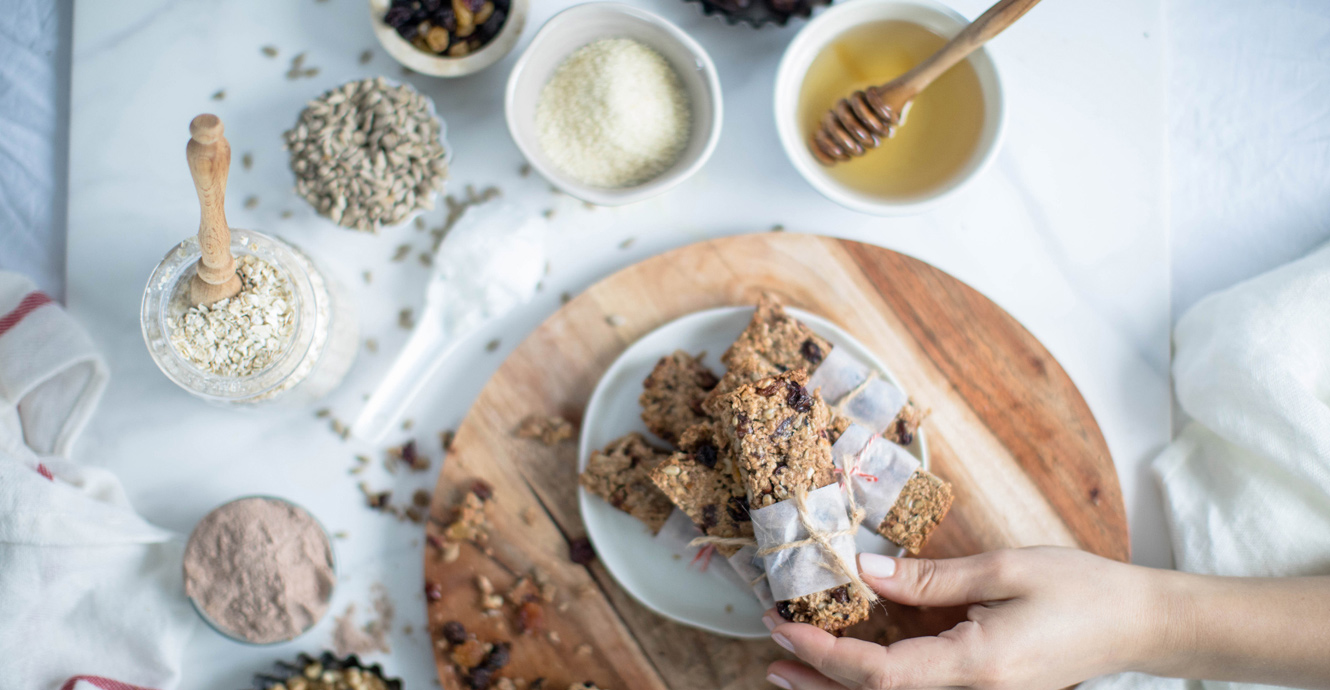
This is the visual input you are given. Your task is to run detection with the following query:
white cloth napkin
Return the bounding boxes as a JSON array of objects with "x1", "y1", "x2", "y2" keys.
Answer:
[
  {"x1": 0, "y1": 271, "x2": 195, "y2": 690},
  {"x1": 1086, "y1": 243, "x2": 1330, "y2": 689}
]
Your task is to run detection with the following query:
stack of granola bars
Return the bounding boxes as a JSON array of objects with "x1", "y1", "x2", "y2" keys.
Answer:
[{"x1": 579, "y1": 295, "x2": 953, "y2": 634}]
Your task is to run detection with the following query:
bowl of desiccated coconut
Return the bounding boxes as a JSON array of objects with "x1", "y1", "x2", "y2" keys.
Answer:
[{"x1": 369, "y1": 0, "x2": 529, "y2": 78}]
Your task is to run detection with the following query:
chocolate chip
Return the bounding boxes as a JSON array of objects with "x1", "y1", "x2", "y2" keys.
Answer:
[
  {"x1": 441, "y1": 620, "x2": 467, "y2": 644},
  {"x1": 830, "y1": 585, "x2": 850, "y2": 603},
  {"x1": 800, "y1": 338, "x2": 825, "y2": 365},
  {"x1": 569, "y1": 537, "x2": 596, "y2": 565},
  {"x1": 727, "y1": 495, "x2": 750, "y2": 522},
  {"x1": 694, "y1": 443, "x2": 719, "y2": 468},
  {"x1": 701, "y1": 504, "x2": 719, "y2": 530}
]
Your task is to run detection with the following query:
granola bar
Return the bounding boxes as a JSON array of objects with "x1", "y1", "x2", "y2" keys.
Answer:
[
  {"x1": 638, "y1": 350, "x2": 719, "y2": 445},
  {"x1": 878, "y1": 469, "x2": 954, "y2": 554},
  {"x1": 712, "y1": 370, "x2": 870, "y2": 634},
  {"x1": 705, "y1": 295, "x2": 832, "y2": 414},
  {"x1": 649, "y1": 424, "x2": 752, "y2": 557},
  {"x1": 711, "y1": 369, "x2": 836, "y2": 509},
  {"x1": 578, "y1": 433, "x2": 674, "y2": 534}
]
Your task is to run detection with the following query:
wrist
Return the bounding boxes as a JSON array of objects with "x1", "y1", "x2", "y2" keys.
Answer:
[{"x1": 1122, "y1": 566, "x2": 1201, "y2": 677}]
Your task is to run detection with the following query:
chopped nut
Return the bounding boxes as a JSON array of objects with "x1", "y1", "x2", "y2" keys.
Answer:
[
  {"x1": 575, "y1": 643, "x2": 592, "y2": 656},
  {"x1": 413, "y1": 488, "x2": 431, "y2": 508},
  {"x1": 392, "y1": 244, "x2": 412, "y2": 261},
  {"x1": 515, "y1": 415, "x2": 574, "y2": 446}
]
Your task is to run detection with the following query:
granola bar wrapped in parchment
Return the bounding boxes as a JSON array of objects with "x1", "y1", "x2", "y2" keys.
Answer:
[{"x1": 808, "y1": 347, "x2": 923, "y2": 445}]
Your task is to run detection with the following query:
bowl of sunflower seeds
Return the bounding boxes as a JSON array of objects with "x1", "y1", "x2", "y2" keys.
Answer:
[{"x1": 370, "y1": 0, "x2": 529, "y2": 77}]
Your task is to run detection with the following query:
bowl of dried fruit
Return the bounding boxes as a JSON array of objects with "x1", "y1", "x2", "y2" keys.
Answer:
[{"x1": 370, "y1": 0, "x2": 529, "y2": 77}]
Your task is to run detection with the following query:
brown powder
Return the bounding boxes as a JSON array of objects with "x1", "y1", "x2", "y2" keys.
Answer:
[
  {"x1": 332, "y1": 583, "x2": 394, "y2": 656},
  {"x1": 183, "y1": 497, "x2": 336, "y2": 644}
]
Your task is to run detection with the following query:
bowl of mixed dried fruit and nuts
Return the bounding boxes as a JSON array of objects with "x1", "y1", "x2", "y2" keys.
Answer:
[{"x1": 370, "y1": 0, "x2": 529, "y2": 77}]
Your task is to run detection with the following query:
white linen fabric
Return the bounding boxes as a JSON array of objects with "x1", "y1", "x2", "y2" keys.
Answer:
[
  {"x1": 1086, "y1": 242, "x2": 1330, "y2": 689},
  {"x1": 0, "y1": 271, "x2": 195, "y2": 690}
]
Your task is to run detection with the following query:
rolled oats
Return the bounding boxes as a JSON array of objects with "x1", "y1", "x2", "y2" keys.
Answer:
[{"x1": 167, "y1": 255, "x2": 295, "y2": 377}]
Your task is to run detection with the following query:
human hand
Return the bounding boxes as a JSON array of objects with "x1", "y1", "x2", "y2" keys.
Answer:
[{"x1": 764, "y1": 547, "x2": 1167, "y2": 690}]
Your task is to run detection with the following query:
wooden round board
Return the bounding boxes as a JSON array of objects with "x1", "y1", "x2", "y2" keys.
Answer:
[{"x1": 425, "y1": 233, "x2": 1127, "y2": 690}]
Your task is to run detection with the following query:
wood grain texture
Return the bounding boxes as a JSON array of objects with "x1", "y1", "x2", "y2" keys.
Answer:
[{"x1": 425, "y1": 233, "x2": 1126, "y2": 690}]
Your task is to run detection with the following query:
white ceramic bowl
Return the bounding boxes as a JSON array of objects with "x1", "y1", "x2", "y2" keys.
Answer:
[
  {"x1": 368, "y1": 0, "x2": 529, "y2": 78},
  {"x1": 774, "y1": 0, "x2": 1005, "y2": 215},
  {"x1": 578, "y1": 306, "x2": 927, "y2": 638},
  {"x1": 505, "y1": 2, "x2": 723, "y2": 206}
]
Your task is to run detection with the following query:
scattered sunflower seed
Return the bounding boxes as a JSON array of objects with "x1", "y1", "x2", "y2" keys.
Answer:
[
  {"x1": 330, "y1": 418, "x2": 350, "y2": 440},
  {"x1": 619, "y1": 237, "x2": 635, "y2": 249},
  {"x1": 392, "y1": 244, "x2": 411, "y2": 261},
  {"x1": 519, "y1": 163, "x2": 531, "y2": 177},
  {"x1": 244, "y1": 195, "x2": 259, "y2": 209},
  {"x1": 414, "y1": 216, "x2": 426, "y2": 230},
  {"x1": 315, "y1": 408, "x2": 332, "y2": 418},
  {"x1": 400, "y1": 65, "x2": 413, "y2": 77},
  {"x1": 583, "y1": 201, "x2": 596, "y2": 211},
  {"x1": 262, "y1": 45, "x2": 278, "y2": 58},
  {"x1": 606, "y1": 314, "x2": 626, "y2": 327},
  {"x1": 359, "y1": 49, "x2": 373, "y2": 64},
  {"x1": 402, "y1": 418, "x2": 415, "y2": 431},
  {"x1": 241, "y1": 152, "x2": 253, "y2": 170},
  {"x1": 433, "y1": 186, "x2": 501, "y2": 251},
  {"x1": 351, "y1": 454, "x2": 371, "y2": 475},
  {"x1": 485, "y1": 338, "x2": 500, "y2": 353},
  {"x1": 412, "y1": 488, "x2": 430, "y2": 508},
  {"x1": 280, "y1": 209, "x2": 293, "y2": 219},
  {"x1": 439, "y1": 429, "x2": 455, "y2": 452},
  {"x1": 211, "y1": 89, "x2": 225, "y2": 100},
  {"x1": 771, "y1": 223, "x2": 785, "y2": 232},
  {"x1": 362, "y1": 270, "x2": 372, "y2": 284},
  {"x1": 542, "y1": 208, "x2": 555, "y2": 220},
  {"x1": 725, "y1": 604, "x2": 734, "y2": 613},
  {"x1": 560, "y1": 292, "x2": 572, "y2": 305},
  {"x1": 399, "y1": 308, "x2": 414, "y2": 329},
  {"x1": 333, "y1": 530, "x2": 349, "y2": 539},
  {"x1": 302, "y1": 67, "x2": 320, "y2": 78},
  {"x1": 365, "y1": 338, "x2": 378, "y2": 353},
  {"x1": 418, "y1": 252, "x2": 432, "y2": 267}
]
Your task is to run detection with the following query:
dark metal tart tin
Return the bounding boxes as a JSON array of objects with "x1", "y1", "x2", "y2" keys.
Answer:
[
  {"x1": 683, "y1": 0, "x2": 832, "y2": 28},
  {"x1": 251, "y1": 652, "x2": 403, "y2": 690}
]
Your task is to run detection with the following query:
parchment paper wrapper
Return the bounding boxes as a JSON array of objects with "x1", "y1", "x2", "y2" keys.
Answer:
[
  {"x1": 752, "y1": 483, "x2": 857, "y2": 602},
  {"x1": 727, "y1": 545, "x2": 776, "y2": 609},
  {"x1": 808, "y1": 347, "x2": 908, "y2": 434},
  {"x1": 659, "y1": 509, "x2": 766, "y2": 604},
  {"x1": 832, "y1": 424, "x2": 921, "y2": 528}
]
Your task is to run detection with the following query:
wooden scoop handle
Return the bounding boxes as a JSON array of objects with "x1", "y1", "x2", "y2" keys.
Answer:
[{"x1": 186, "y1": 114, "x2": 238, "y2": 295}]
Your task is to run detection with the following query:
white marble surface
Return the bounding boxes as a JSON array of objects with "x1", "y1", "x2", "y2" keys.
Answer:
[{"x1": 65, "y1": 0, "x2": 1168, "y2": 687}]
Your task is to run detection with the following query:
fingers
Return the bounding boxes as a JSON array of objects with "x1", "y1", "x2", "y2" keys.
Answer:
[
  {"x1": 771, "y1": 620, "x2": 974, "y2": 689},
  {"x1": 858, "y1": 550, "x2": 1022, "y2": 607},
  {"x1": 766, "y1": 660, "x2": 850, "y2": 690}
]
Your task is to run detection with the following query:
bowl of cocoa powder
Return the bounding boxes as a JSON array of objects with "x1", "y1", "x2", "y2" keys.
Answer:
[{"x1": 183, "y1": 496, "x2": 337, "y2": 645}]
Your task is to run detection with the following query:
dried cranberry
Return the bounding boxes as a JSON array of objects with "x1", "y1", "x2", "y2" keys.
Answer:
[
  {"x1": 769, "y1": 416, "x2": 794, "y2": 440},
  {"x1": 700, "y1": 504, "x2": 719, "y2": 530},
  {"x1": 517, "y1": 600, "x2": 544, "y2": 634},
  {"x1": 800, "y1": 339, "x2": 825, "y2": 365},
  {"x1": 425, "y1": 581, "x2": 444, "y2": 602},
  {"x1": 698, "y1": 370, "x2": 720, "y2": 391},
  {"x1": 893, "y1": 419, "x2": 914, "y2": 446},
  {"x1": 693, "y1": 443, "x2": 718, "y2": 469},
  {"x1": 735, "y1": 414, "x2": 751, "y2": 439},
  {"x1": 383, "y1": 5, "x2": 413, "y2": 27},
  {"x1": 757, "y1": 382, "x2": 782, "y2": 397},
  {"x1": 471, "y1": 480, "x2": 494, "y2": 501},
  {"x1": 569, "y1": 537, "x2": 596, "y2": 565},
  {"x1": 427, "y1": 534, "x2": 445, "y2": 550},
  {"x1": 727, "y1": 495, "x2": 750, "y2": 522},
  {"x1": 421, "y1": 0, "x2": 441, "y2": 10},
  {"x1": 776, "y1": 601, "x2": 795, "y2": 620},
  {"x1": 460, "y1": 0, "x2": 485, "y2": 11},
  {"x1": 483, "y1": 641, "x2": 511, "y2": 670},
  {"x1": 440, "y1": 620, "x2": 467, "y2": 644},
  {"x1": 466, "y1": 667, "x2": 493, "y2": 689},
  {"x1": 768, "y1": 0, "x2": 801, "y2": 13},
  {"x1": 786, "y1": 383, "x2": 813, "y2": 412},
  {"x1": 709, "y1": 0, "x2": 752, "y2": 11},
  {"x1": 830, "y1": 585, "x2": 850, "y2": 603}
]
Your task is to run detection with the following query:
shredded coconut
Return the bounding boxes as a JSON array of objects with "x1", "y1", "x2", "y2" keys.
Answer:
[
  {"x1": 535, "y1": 38, "x2": 691, "y2": 188},
  {"x1": 168, "y1": 254, "x2": 296, "y2": 377}
]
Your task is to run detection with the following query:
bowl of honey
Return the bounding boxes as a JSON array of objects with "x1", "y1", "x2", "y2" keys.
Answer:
[{"x1": 774, "y1": 0, "x2": 1004, "y2": 215}]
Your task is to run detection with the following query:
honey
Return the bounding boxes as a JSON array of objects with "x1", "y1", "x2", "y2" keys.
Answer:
[{"x1": 798, "y1": 20, "x2": 985, "y2": 200}]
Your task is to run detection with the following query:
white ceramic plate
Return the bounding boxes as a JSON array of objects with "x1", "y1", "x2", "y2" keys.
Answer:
[{"x1": 578, "y1": 306, "x2": 929, "y2": 638}]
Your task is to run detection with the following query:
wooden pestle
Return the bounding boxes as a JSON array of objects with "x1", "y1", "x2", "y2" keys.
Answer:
[
  {"x1": 810, "y1": 0, "x2": 1042, "y2": 166},
  {"x1": 186, "y1": 114, "x2": 242, "y2": 306}
]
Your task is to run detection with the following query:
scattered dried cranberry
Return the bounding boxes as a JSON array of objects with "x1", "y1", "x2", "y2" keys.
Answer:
[
  {"x1": 425, "y1": 581, "x2": 444, "y2": 602},
  {"x1": 830, "y1": 585, "x2": 850, "y2": 603},
  {"x1": 776, "y1": 601, "x2": 795, "y2": 620},
  {"x1": 568, "y1": 537, "x2": 596, "y2": 565},
  {"x1": 727, "y1": 495, "x2": 750, "y2": 522},
  {"x1": 694, "y1": 443, "x2": 718, "y2": 469},
  {"x1": 402, "y1": 440, "x2": 428, "y2": 471},
  {"x1": 483, "y1": 641, "x2": 512, "y2": 670},
  {"x1": 517, "y1": 600, "x2": 545, "y2": 634},
  {"x1": 466, "y1": 667, "x2": 493, "y2": 690},
  {"x1": 700, "y1": 504, "x2": 719, "y2": 530},
  {"x1": 471, "y1": 479, "x2": 494, "y2": 501},
  {"x1": 383, "y1": 5, "x2": 413, "y2": 27},
  {"x1": 440, "y1": 620, "x2": 468, "y2": 645},
  {"x1": 427, "y1": 533, "x2": 445, "y2": 550},
  {"x1": 786, "y1": 382, "x2": 813, "y2": 412},
  {"x1": 800, "y1": 338, "x2": 825, "y2": 365}
]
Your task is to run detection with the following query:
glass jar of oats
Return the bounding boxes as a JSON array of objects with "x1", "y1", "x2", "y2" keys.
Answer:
[{"x1": 140, "y1": 228, "x2": 357, "y2": 406}]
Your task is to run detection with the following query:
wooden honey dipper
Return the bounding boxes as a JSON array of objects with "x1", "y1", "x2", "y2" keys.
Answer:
[
  {"x1": 185, "y1": 114, "x2": 242, "y2": 306},
  {"x1": 810, "y1": 0, "x2": 1041, "y2": 166}
]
